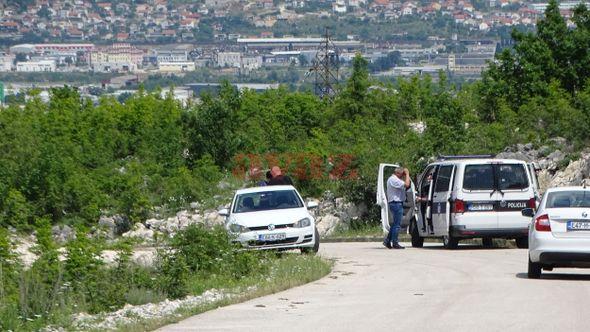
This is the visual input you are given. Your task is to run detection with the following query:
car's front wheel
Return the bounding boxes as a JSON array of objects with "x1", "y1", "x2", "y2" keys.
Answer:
[
  {"x1": 301, "y1": 227, "x2": 320, "y2": 255},
  {"x1": 528, "y1": 256, "x2": 542, "y2": 279}
]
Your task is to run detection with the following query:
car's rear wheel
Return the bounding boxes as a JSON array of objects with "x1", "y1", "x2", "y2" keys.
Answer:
[
  {"x1": 410, "y1": 219, "x2": 424, "y2": 248},
  {"x1": 528, "y1": 256, "x2": 542, "y2": 279},
  {"x1": 515, "y1": 237, "x2": 528, "y2": 249},
  {"x1": 443, "y1": 234, "x2": 458, "y2": 249},
  {"x1": 482, "y1": 237, "x2": 493, "y2": 248},
  {"x1": 301, "y1": 227, "x2": 320, "y2": 255}
]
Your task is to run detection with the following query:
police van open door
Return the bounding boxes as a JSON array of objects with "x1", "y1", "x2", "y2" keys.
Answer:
[
  {"x1": 431, "y1": 165, "x2": 456, "y2": 236},
  {"x1": 377, "y1": 163, "x2": 416, "y2": 234}
]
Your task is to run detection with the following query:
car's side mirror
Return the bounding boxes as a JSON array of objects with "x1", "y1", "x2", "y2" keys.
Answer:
[
  {"x1": 218, "y1": 208, "x2": 229, "y2": 217},
  {"x1": 307, "y1": 201, "x2": 319, "y2": 209},
  {"x1": 521, "y1": 208, "x2": 534, "y2": 218}
]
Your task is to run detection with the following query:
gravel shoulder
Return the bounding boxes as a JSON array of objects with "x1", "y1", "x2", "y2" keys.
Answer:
[{"x1": 159, "y1": 242, "x2": 590, "y2": 332}]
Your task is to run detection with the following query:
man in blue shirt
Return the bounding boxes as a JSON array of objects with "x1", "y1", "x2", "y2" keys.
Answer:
[{"x1": 384, "y1": 167, "x2": 411, "y2": 249}]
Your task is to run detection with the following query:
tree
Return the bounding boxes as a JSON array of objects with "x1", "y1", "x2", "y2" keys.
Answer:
[
  {"x1": 334, "y1": 53, "x2": 370, "y2": 119},
  {"x1": 184, "y1": 81, "x2": 242, "y2": 167}
]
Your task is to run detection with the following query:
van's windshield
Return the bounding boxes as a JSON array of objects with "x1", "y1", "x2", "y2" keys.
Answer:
[{"x1": 463, "y1": 164, "x2": 529, "y2": 191}]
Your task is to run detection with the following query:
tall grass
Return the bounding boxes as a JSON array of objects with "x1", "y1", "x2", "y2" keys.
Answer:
[{"x1": 0, "y1": 223, "x2": 332, "y2": 331}]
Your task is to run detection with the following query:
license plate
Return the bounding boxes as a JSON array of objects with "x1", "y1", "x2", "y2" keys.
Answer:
[
  {"x1": 259, "y1": 233, "x2": 286, "y2": 241},
  {"x1": 567, "y1": 221, "x2": 590, "y2": 231},
  {"x1": 468, "y1": 203, "x2": 494, "y2": 211}
]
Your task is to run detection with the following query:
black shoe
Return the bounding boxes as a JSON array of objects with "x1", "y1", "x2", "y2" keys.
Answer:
[
  {"x1": 392, "y1": 243, "x2": 405, "y2": 249},
  {"x1": 383, "y1": 240, "x2": 392, "y2": 249}
]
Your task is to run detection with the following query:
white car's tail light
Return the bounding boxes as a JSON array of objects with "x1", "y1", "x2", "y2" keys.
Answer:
[{"x1": 534, "y1": 214, "x2": 551, "y2": 232}]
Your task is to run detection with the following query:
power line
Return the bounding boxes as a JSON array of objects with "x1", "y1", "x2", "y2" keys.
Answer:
[{"x1": 308, "y1": 27, "x2": 340, "y2": 100}]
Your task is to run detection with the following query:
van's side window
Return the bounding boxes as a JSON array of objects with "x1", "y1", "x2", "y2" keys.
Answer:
[
  {"x1": 463, "y1": 164, "x2": 494, "y2": 190},
  {"x1": 498, "y1": 164, "x2": 529, "y2": 190},
  {"x1": 434, "y1": 165, "x2": 453, "y2": 192}
]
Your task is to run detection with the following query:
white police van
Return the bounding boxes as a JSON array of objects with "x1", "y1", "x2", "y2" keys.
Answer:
[{"x1": 378, "y1": 156, "x2": 539, "y2": 249}]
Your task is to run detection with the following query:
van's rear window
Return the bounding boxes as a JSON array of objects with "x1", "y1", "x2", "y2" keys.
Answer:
[
  {"x1": 463, "y1": 164, "x2": 529, "y2": 191},
  {"x1": 463, "y1": 165, "x2": 494, "y2": 190},
  {"x1": 497, "y1": 164, "x2": 529, "y2": 190}
]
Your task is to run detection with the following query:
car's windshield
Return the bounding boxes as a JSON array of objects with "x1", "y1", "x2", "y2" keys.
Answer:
[
  {"x1": 233, "y1": 190, "x2": 303, "y2": 213},
  {"x1": 546, "y1": 191, "x2": 590, "y2": 208},
  {"x1": 463, "y1": 163, "x2": 529, "y2": 191}
]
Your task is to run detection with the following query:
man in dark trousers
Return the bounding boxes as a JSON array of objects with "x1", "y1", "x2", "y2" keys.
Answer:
[
  {"x1": 268, "y1": 166, "x2": 294, "y2": 186},
  {"x1": 383, "y1": 167, "x2": 411, "y2": 249}
]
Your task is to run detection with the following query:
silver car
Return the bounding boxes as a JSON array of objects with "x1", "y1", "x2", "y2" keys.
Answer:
[{"x1": 522, "y1": 187, "x2": 590, "y2": 278}]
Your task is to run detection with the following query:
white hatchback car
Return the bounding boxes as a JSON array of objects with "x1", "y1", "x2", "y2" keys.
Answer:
[
  {"x1": 219, "y1": 185, "x2": 320, "y2": 254},
  {"x1": 523, "y1": 187, "x2": 590, "y2": 278}
]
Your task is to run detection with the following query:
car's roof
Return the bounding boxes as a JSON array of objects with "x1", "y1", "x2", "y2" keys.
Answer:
[
  {"x1": 432, "y1": 158, "x2": 528, "y2": 166},
  {"x1": 545, "y1": 186, "x2": 590, "y2": 193},
  {"x1": 235, "y1": 185, "x2": 297, "y2": 195}
]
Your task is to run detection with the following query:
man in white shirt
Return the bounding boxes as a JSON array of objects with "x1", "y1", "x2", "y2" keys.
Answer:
[{"x1": 384, "y1": 167, "x2": 411, "y2": 249}]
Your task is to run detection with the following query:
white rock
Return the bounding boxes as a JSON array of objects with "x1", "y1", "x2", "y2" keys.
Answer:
[
  {"x1": 145, "y1": 218, "x2": 164, "y2": 230},
  {"x1": 204, "y1": 210, "x2": 225, "y2": 226},
  {"x1": 122, "y1": 223, "x2": 154, "y2": 241},
  {"x1": 316, "y1": 214, "x2": 341, "y2": 237},
  {"x1": 51, "y1": 225, "x2": 76, "y2": 244}
]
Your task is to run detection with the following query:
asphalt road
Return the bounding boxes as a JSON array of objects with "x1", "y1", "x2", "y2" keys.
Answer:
[{"x1": 159, "y1": 242, "x2": 590, "y2": 332}]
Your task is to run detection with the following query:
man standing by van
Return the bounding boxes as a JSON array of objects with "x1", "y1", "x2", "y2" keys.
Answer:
[{"x1": 384, "y1": 167, "x2": 411, "y2": 249}]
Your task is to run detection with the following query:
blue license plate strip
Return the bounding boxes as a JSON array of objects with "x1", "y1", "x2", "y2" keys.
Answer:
[{"x1": 567, "y1": 221, "x2": 590, "y2": 231}]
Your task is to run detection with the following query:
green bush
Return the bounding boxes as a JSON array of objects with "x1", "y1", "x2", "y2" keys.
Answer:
[{"x1": 155, "y1": 248, "x2": 190, "y2": 300}]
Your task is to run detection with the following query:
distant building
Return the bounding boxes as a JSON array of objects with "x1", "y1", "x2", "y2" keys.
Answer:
[
  {"x1": 9, "y1": 43, "x2": 95, "y2": 62},
  {"x1": 158, "y1": 61, "x2": 196, "y2": 72},
  {"x1": 216, "y1": 52, "x2": 241, "y2": 68},
  {"x1": 155, "y1": 49, "x2": 189, "y2": 63},
  {"x1": 91, "y1": 43, "x2": 144, "y2": 72},
  {"x1": 0, "y1": 54, "x2": 14, "y2": 71},
  {"x1": 185, "y1": 82, "x2": 279, "y2": 96},
  {"x1": 447, "y1": 53, "x2": 494, "y2": 74},
  {"x1": 333, "y1": 0, "x2": 348, "y2": 13},
  {"x1": 529, "y1": 1, "x2": 589, "y2": 12},
  {"x1": 236, "y1": 37, "x2": 362, "y2": 51},
  {"x1": 16, "y1": 60, "x2": 56, "y2": 72},
  {"x1": 241, "y1": 55, "x2": 263, "y2": 70}
]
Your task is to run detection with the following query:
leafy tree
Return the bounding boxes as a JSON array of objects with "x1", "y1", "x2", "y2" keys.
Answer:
[{"x1": 184, "y1": 81, "x2": 241, "y2": 167}]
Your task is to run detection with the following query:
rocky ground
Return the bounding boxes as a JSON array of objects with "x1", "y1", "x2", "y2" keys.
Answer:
[{"x1": 496, "y1": 137, "x2": 589, "y2": 190}]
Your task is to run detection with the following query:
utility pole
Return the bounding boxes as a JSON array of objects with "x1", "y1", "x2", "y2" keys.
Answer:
[{"x1": 308, "y1": 27, "x2": 340, "y2": 100}]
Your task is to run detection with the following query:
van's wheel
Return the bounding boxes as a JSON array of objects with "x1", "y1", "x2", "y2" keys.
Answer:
[
  {"x1": 443, "y1": 234, "x2": 458, "y2": 249},
  {"x1": 410, "y1": 219, "x2": 424, "y2": 248},
  {"x1": 515, "y1": 237, "x2": 528, "y2": 249},
  {"x1": 528, "y1": 256, "x2": 542, "y2": 279},
  {"x1": 301, "y1": 227, "x2": 320, "y2": 255},
  {"x1": 482, "y1": 237, "x2": 493, "y2": 248}
]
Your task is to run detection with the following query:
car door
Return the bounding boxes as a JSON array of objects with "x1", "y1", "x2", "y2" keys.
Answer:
[
  {"x1": 416, "y1": 165, "x2": 436, "y2": 235},
  {"x1": 402, "y1": 181, "x2": 417, "y2": 229},
  {"x1": 527, "y1": 162, "x2": 540, "y2": 203},
  {"x1": 377, "y1": 163, "x2": 398, "y2": 234},
  {"x1": 377, "y1": 163, "x2": 415, "y2": 234},
  {"x1": 431, "y1": 164, "x2": 456, "y2": 235}
]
